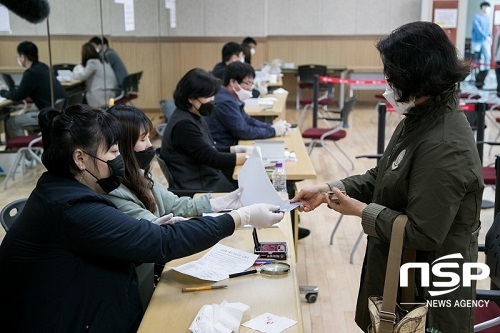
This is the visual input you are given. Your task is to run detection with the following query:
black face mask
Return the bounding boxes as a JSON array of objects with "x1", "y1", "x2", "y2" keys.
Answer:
[
  {"x1": 134, "y1": 146, "x2": 156, "y2": 169},
  {"x1": 84, "y1": 154, "x2": 125, "y2": 194},
  {"x1": 198, "y1": 101, "x2": 215, "y2": 116}
]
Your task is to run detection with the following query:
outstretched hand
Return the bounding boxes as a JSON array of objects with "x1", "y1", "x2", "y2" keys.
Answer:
[
  {"x1": 290, "y1": 185, "x2": 327, "y2": 212},
  {"x1": 325, "y1": 187, "x2": 367, "y2": 218}
]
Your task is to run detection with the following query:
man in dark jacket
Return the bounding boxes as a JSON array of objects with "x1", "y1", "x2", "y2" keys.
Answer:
[
  {"x1": 207, "y1": 61, "x2": 287, "y2": 149},
  {"x1": 0, "y1": 41, "x2": 66, "y2": 138},
  {"x1": 211, "y1": 41, "x2": 244, "y2": 80}
]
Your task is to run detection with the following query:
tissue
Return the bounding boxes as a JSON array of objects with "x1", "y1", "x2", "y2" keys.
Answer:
[{"x1": 189, "y1": 300, "x2": 250, "y2": 333}]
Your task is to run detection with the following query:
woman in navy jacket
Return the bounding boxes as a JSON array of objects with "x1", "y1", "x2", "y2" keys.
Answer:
[{"x1": 0, "y1": 104, "x2": 282, "y2": 332}]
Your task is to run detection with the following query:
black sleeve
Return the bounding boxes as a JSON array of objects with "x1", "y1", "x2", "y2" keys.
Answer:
[
  {"x1": 63, "y1": 201, "x2": 235, "y2": 263},
  {"x1": 171, "y1": 120, "x2": 236, "y2": 169}
]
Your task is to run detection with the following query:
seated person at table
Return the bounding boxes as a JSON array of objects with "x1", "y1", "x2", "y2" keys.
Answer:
[
  {"x1": 160, "y1": 68, "x2": 252, "y2": 192},
  {"x1": 0, "y1": 41, "x2": 66, "y2": 138},
  {"x1": 207, "y1": 61, "x2": 288, "y2": 149},
  {"x1": 106, "y1": 104, "x2": 243, "y2": 220},
  {"x1": 73, "y1": 42, "x2": 118, "y2": 109},
  {"x1": 0, "y1": 104, "x2": 283, "y2": 332},
  {"x1": 89, "y1": 36, "x2": 129, "y2": 88},
  {"x1": 242, "y1": 36, "x2": 257, "y2": 65},
  {"x1": 211, "y1": 41, "x2": 244, "y2": 80}
]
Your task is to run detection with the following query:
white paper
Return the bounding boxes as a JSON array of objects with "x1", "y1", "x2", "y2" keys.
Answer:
[
  {"x1": 238, "y1": 149, "x2": 283, "y2": 207},
  {"x1": 433, "y1": 8, "x2": 457, "y2": 29},
  {"x1": 115, "y1": 0, "x2": 135, "y2": 31},
  {"x1": 0, "y1": 5, "x2": 11, "y2": 33},
  {"x1": 174, "y1": 244, "x2": 258, "y2": 281},
  {"x1": 165, "y1": 0, "x2": 176, "y2": 28},
  {"x1": 189, "y1": 301, "x2": 250, "y2": 333},
  {"x1": 242, "y1": 313, "x2": 297, "y2": 333},
  {"x1": 254, "y1": 140, "x2": 284, "y2": 163},
  {"x1": 495, "y1": 10, "x2": 500, "y2": 25}
]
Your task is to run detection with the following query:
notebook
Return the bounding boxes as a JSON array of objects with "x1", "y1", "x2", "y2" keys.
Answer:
[{"x1": 254, "y1": 140, "x2": 284, "y2": 163}]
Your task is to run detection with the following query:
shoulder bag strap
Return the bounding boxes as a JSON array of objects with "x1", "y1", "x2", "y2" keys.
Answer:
[{"x1": 379, "y1": 214, "x2": 408, "y2": 333}]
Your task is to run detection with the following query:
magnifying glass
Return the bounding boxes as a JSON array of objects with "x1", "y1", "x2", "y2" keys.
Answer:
[{"x1": 259, "y1": 262, "x2": 290, "y2": 275}]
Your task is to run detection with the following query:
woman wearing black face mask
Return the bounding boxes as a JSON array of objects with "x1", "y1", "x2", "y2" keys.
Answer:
[
  {"x1": 160, "y1": 68, "x2": 251, "y2": 192},
  {"x1": 106, "y1": 104, "x2": 245, "y2": 220},
  {"x1": 0, "y1": 104, "x2": 284, "y2": 332}
]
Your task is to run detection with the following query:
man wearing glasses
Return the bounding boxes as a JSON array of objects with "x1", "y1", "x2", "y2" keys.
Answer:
[{"x1": 207, "y1": 61, "x2": 288, "y2": 150}]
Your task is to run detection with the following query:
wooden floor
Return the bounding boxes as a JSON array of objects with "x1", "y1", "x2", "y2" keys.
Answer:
[{"x1": 0, "y1": 101, "x2": 497, "y2": 332}]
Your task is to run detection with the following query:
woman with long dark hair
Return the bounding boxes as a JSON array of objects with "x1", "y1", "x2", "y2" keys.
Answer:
[
  {"x1": 73, "y1": 42, "x2": 118, "y2": 108},
  {"x1": 106, "y1": 104, "x2": 244, "y2": 220},
  {"x1": 0, "y1": 104, "x2": 283, "y2": 332}
]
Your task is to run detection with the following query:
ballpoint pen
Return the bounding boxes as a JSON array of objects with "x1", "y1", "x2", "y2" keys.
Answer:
[
  {"x1": 229, "y1": 269, "x2": 258, "y2": 278},
  {"x1": 182, "y1": 285, "x2": 228, "y2": 293}
]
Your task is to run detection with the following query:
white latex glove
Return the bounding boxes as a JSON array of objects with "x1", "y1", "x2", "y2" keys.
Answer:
[
  {"x1": 154, "y1": 213, "x2": 188, "y2": 225},
  {"x1": 209, "y1": 188, "x2": 243, "y2": 212},
  {"x1": 234, "y1": 203, "x2": 284, "y2": 228},
  {"x1": 272, "y1": 120, "x2": 287, "y2": 136},
  {"x1": 232, "y1": 145, "x2": 254, "y2": 154}
]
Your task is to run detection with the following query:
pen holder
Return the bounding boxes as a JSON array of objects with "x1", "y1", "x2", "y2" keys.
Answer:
[{"x1": 252, "y1": 228, "x2": 287, "y2": 260}]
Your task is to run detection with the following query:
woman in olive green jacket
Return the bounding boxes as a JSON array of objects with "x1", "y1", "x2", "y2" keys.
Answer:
[{"x1": 293, "y1": 22, "x2": 483, "y2": 333}]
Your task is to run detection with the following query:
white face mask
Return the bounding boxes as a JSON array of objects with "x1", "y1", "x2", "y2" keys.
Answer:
[
  {"x1": 382, "y1": 85, "x2": 414, "y2": 116},
  {"x1": 250, "y1": 48, "x2": 256, "y2": 56},
  {"x1": 233, "y1": 83, "x2": 253, "y2": 101}
]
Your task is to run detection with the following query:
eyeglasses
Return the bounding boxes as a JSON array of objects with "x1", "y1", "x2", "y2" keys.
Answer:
[{"x1": 240, "y1": 81, "x2": 254, "y2": 88}]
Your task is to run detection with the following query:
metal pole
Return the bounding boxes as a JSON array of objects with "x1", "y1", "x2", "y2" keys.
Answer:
[
  {"x1": 46, "y1": 17, "x2": 54, "y2": 107},
  {"x1": 377, "y1": 103, "x2": 387, "y2": 156},
  {"x1": 476, "y1": 102, "x2": 486, "y2": 164},
  {"x1": 496, "y1": 155, "x2": 500, "y2": 217},
  {"x1": 312, "y1": 75, "x2": 319, "y2": 128}
]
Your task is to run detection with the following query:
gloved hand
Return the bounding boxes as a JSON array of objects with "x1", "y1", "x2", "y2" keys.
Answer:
[
  {"x1": 209, "y1": 188, "x2": 243, "y2": 212},
  {"x1": 234, "y1": 203, "x2": 284, "y2": 228},
  {"x1": 154, "y1": 213, "x2": 188, "y2": 225},
  {"x1": 232, "y1": 145, "x2": 254, "y2": 154},
  {"x1": 272, "y1": 120, "x2": 288, "y2": 136}
]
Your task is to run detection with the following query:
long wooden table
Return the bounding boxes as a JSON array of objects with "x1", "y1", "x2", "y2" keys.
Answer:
[
  {"x1": 234, "y1": 129, "x2": 317, "y2": 253},
  {"x1": 138, "y1": 213, "x2": 303, "y2": 332},
  {"x1": 244, "y1": 92, "x2": 288, "y2": 123},
  {"x1": 233, "y1": 128, "x2": 316, "y2": 182}
]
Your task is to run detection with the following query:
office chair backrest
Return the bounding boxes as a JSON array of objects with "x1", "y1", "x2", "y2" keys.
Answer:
[
  {"x1": 66, "y1": 91, "x2": 84, "y2": 108},
  {"x1": 159, "y1": 99, "x2": 176, "y2": 122},
  {"x1": 297, "y1": 65, "x2": 327, "y2": 84},
  {"x1": 1, "y1": 74, "x2": 16, "y2": 91},
  {"x1": 0, "y1": 198, "x2": 28, "y2": 232},
  {"x1": 486, "y1": 212, "x2": 500, "y2": 289},
  {"x1": 53, "y1": 98, "x2": 66, "y2": 110},
  {"x1": 155, "y1": 147, "x2": 174, "y2": 186}
]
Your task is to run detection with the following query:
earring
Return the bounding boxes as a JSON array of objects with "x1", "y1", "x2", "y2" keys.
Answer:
[{"x1": 79, "y1": 170, "x2": 84, "y2": 183}]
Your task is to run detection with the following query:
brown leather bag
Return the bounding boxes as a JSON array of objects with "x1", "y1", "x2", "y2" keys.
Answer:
[{"x1": 368, "y1": 215, "x2": 428, "y2": 333}]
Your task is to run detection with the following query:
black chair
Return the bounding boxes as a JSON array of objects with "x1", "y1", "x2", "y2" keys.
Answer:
[
  {"x1": 1, "y1": 73, "x2": 16, "y2": 91},
  {"x1": 154, "y1": 148, "x2": 207, "y2": 198},
  {"x1": 114, "y1": 71, "x2": 142, "y2": 105},
  {"x1": 296, "y1": 64, "x2": 329, "y2": 110},
  {"x1": 0, "y1": 198, "x2": 28, "y2": 232},
  {"x1": 475, "y1": 211, "x2": 500, "y2": 331},
  {"x1": 65, "y1": 90, "x2": 84, "y2": 107},
  {"x1": 159, "y1": 99, "x2": 176, "y2": 122}
]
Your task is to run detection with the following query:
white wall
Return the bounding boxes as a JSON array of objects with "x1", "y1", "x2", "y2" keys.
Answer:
[{"x1": 1, "y1": 0, "x2": 421, "y2": 37}]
